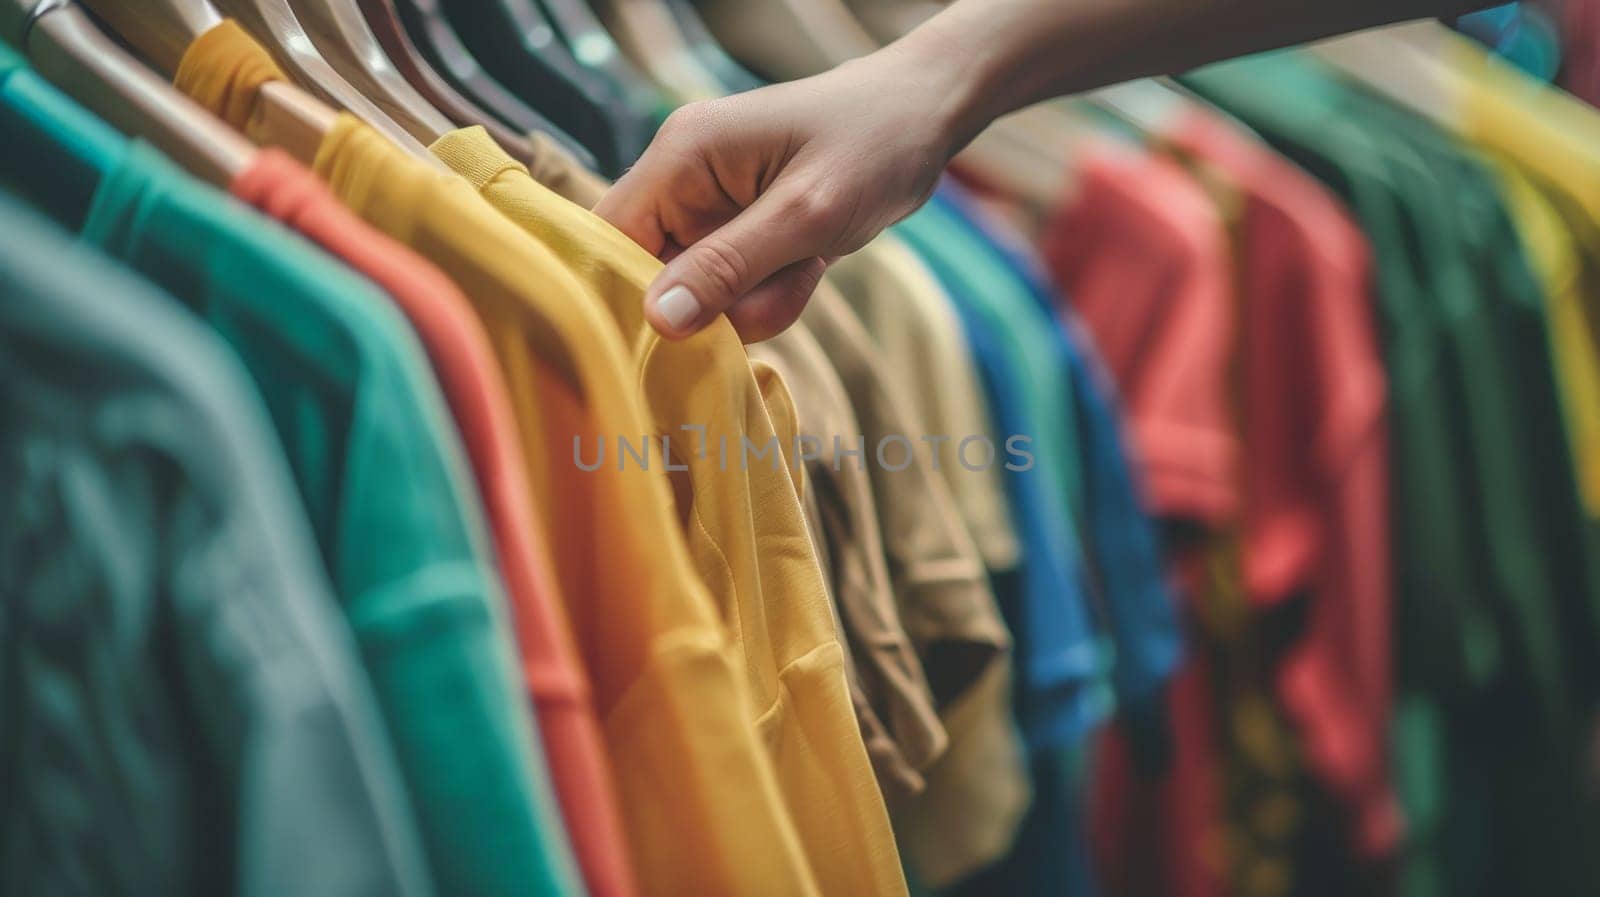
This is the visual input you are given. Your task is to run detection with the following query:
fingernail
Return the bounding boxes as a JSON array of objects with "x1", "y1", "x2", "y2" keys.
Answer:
[{"x1": 654, "y1": 285, "x2": 702, "y2": 333}]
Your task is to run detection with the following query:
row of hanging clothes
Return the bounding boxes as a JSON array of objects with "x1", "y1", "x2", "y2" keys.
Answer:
[{"x1": 3, "y1": 1, "x2": 1600, "y2": 896}]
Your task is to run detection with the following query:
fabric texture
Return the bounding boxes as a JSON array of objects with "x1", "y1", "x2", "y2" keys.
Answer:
[
  {"x1": 523, "y1": 129, "x2": 609, "y2": 208},
  {"x1": 427, "y1": 124, "x2": 909, "y2": 897},
  {"x1": 0, "y1": 188, "x2": 434, "y2": 897},
  {"x1": 172, "y1": 20, "x2": 289, "y2": 140},
  {"x1": 228, "y1": 150, "x2": 635, "y2": 897}
]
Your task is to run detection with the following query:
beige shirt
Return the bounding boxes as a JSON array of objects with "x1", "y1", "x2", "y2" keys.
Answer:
[
  {"x1": 828, "y1": 236, "x2": 1023, "y2": 572},
  {"x1": 801, "y1": 281, "x2": 1030, "y2": 886},
  {"x1": 522, "y1": 130, "x2": 609, "y2": 209}
]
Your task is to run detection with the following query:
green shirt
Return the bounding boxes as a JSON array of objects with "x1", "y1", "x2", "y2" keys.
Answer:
[
  {"x1": 0, "y1": 58, "x2": 584, "y2": 897},
  {"x1": 0, "y1": 191, "x2": 434, "y2": 897},
  {"x1": 1186, "y1": 51, "x2": 1600, "y2": 897}
]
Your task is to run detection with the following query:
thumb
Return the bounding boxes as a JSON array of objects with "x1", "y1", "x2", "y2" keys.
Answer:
[{"x1": 644, "y1": 183, "x2": 837, "y2": 339}]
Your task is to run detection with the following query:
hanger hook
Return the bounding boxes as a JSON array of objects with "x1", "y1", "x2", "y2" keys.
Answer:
[{"x1": 20, "y1": 0, "x2": 70, "y2": 52}]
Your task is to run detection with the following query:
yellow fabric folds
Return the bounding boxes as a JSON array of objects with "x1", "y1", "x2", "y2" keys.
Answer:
[{"x1": 429, "y1": 125, "x2": 908, "y2": 897}]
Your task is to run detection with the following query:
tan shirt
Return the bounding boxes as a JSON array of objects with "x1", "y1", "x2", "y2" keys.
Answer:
[
  {"x1": 828, "y1": 237, "x2": 1023, "y2": 572},
  {"x1": 802, "y1": 281, "x2": 1030, "y2": 886}
]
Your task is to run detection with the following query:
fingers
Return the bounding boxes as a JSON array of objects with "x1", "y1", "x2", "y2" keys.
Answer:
[
  {"x1": 593, "y1": 160, "x2": 671, "y2": 257},
  {"x1": 595, "y1": 101, "x2": 732, "y2": 256},
  {"x1": 725, "y1": 256, "x2": 830, "y2": 343},
  {"x1": 644, "y1": 183, "x2": 837, "y2": 339}
]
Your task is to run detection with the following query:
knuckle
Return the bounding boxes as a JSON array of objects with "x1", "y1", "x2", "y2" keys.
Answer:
[
  {"x1": 659, "y1": 101, "x2": 715, "y2": 141},
  {"x1": 689, "y1": 236, "x2": 751, "y2": 300},
  {"x1": 779, "y1": 182, "x2": 836, "y2": 226}
]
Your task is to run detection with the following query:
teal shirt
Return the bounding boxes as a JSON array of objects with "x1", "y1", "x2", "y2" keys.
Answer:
[
  {"x1": 0, "y1": 192, "x2": 434, "y2": 897},
  {"x1": 0, "y1": 60, "x2": 584, "y2": 897}
]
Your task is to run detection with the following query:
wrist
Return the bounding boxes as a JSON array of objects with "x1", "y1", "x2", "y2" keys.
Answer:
[{"x1": 863, "y1": 23, "x2": 992, "y2": 161}]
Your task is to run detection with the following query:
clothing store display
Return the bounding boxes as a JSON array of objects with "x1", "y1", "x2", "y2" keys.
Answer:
[
  {"x1": 1161, "y1": 107, "x2": 1398, "y2": 857},
  {"x1": 898, "y1": 199, "x2": 1108, "y2": 752},
  {"x1": 166, "y1": 53, "x2": 811, "y2": 896},
  {"x1": 1184, "y1": 45, "x2": 1600, "y2": 897},
  {"x1": 896, "y1": 197, "x2": 1112, "y2": 897},
  {"x1": 8, "y1": 6, "x2": 1600, "y2": 897}
]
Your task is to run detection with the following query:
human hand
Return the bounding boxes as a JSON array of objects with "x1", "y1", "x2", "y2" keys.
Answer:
[{"x1": 594, "y1": 45, "x2": 965, "y2": 342}]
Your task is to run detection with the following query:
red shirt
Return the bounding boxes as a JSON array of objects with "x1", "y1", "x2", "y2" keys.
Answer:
[
  {"x1": 1163, "y1": 109, "x2": 1398, "y2": 857},
  {"x1": 231, "y1": 150, "x2": 639, "y2": 897},
  {"x1": 1564, "y1": 0, "x2": 1600, "y2": 109}
]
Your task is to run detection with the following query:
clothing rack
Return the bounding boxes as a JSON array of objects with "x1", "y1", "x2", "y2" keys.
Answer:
[{"x1": 2, "y1": 3, "x2": 1599, "y2": 896}]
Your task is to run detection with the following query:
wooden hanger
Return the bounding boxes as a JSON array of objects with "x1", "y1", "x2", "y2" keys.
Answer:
[
  {"x1": 166, "y1": 0, "x2": 433, "y2": 155},
  {"x1": 1380, "y1": 17, "x2": 1465, "y2": 59},
  {"x1": 658, "y1": 0, "x2": 764, "y2": 94},
  {"x1": 1305, "y1": 20, "x2": 1461, "y2": 127},
  {"x1": 591, "y1": 0, "x2": 723, "y2": 102},
  {"x1": 536, "y1": 0, "x2": 665, "y2": 112},
  {"x1": 286, "y1": 0, "x2": 455, "y2": 142},
  {"x1": 6, "y1": 0, "x2": 253, "y2": 187},
  {"x1": 695, "y1": 0, "x2": 879, "y2": 81},
  {"x1": 77, "y1": 0, "x2": 340, "y2": 164},
  {"x1": 953, "y1": 101, "x2": 1108, "y2": 221},
  {"x1": 444, "y1": 0, "x2": 653, "y2": 175},
  {"x1": 390, "y1": 0, "x2": 599, "y2": 171},
  {"x1": 356, "y1": 0, "x2": 551, "y2": 161}
]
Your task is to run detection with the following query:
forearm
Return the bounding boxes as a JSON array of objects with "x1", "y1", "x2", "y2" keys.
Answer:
[{"x1": 885, "y1": 0, "x2": 1493, "y2": 152}]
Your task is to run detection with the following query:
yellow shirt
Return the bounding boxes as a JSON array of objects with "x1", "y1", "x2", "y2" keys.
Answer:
[
  {"x1": 1449, "y1": 39, "x2": 1600, "y2": 517},
  {"x1": 1489, "y1": 158, "x2": 1600, "y2": 510},
  {"x1": 429, "y1": 126, "x2": 909, "y2": 897},
  {"x1": 314, "y1": 115, "x2": 824, "y2": 896}
]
